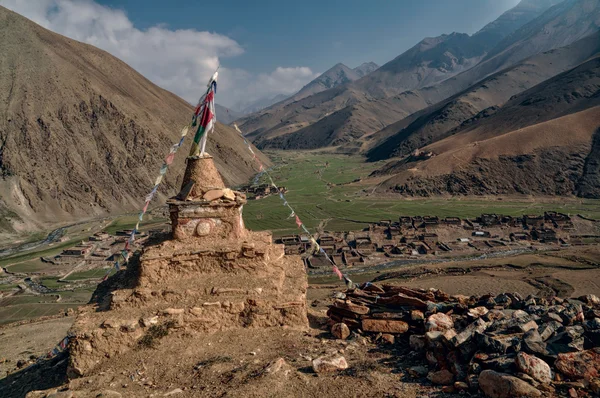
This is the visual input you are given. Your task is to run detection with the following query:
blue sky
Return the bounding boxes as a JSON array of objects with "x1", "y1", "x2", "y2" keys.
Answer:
[
  {"x1": 97, "y1": 0, "x2": 520, "y2": 73},
  {"x1": 2, "y1": 0, "x2": 520, "y2": 108}
]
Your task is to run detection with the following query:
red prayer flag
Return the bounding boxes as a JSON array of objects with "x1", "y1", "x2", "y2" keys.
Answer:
[
  {"x1": 332, "y1": 265, "x2": 343, "y2": 280},
  {"x1": 165, "y1": 152, "x2": 176, "y2": 165},
  {"x1": 295, "y1": 215, "x2": 302, "y2": 229},
  {"x1": 142, "y1": 200, "x2": 150, "y2": 213}
]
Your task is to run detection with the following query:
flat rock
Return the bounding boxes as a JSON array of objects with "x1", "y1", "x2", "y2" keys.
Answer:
[
  {"x1": 222, "y1": 188, "x2": 235, "y2": 201},
  {"x1": 468, "y1": 306, "x2": 489, "y2": 318},
  {"x1": 312, "y1": 354, "x2": 348, "y2": 373},
  {"x1": 203, "y1": 189, "x2": 225, "y2": 201},
  {"x1": 378, "y1": 293, "x2": 428, "y2": 309},
  {"x1": 333, "y1": 300, "x2": 370, "y2": 315},
  {"x1": 362, "y1": 319, "x2": 408, "y2": 334},
  {"x1": 478, "y1": 370, "x2": 542, "y2": 398},
  {"x1": 515, "y1": 352, "x2": 553, "y2": 384}
]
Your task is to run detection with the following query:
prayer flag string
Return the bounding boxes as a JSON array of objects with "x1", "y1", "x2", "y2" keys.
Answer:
[
  {"x1": 232, "y1": 123, "x2": 350, "y2": 283},
  {"x1": 101, "y1": 72, "x2": 221, "y2": 281}
]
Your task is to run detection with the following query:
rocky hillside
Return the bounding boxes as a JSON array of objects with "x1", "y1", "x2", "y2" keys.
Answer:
[
  {"x1": 238, "y1": 0, "x2": 563, "y2": 149},
  {"x1": 373, "y1": 54, "x2": 600, "y2": 198},
  {"x1": 0, "y1": 6, "x2": 267, "y2": 235},
  {"x1": 366, "y1": 31, "x2": 600, "y2": 161}
]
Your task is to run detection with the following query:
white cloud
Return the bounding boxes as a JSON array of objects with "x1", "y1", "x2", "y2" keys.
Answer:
[
  {"x1": 220, "y1": 66, "x2": 320, "y2": 111},
  {"x1": 0, "y1": 0, "x2": 319, "y2": 108}
]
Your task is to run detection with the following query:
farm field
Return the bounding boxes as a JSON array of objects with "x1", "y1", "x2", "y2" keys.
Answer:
[{"x1": 243, "y1": 151, "x2": 600, "y2": 236}]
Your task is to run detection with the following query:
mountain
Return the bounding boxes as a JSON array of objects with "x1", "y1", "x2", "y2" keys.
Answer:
[
  {"x1": 353, "y1": 62, "x2": 379, "y2": 77},
  {"x1": 0, "y1": 6, "x2": 267, "y2": 235},
  {"x1": 292, "y1": 63, "x2": 361, "y2": 101},
  {"x1": 233, "y1": 93, "x2": 289, "y2": 115},
  {"x1": 215, "y1": 104, "x2": 243, "y2": 124},
  {"x1": 366, "y1": 31, "x2": 600, "y2": 161},
  {"x1": 372, "y1": 53, "x2": 600, "y2": 198},
  {"x1": 238, "y1": 0, "x2": 566, "y2": 149}
]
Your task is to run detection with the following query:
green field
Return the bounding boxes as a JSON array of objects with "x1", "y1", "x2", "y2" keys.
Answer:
[
  {"x1": 243, "y1": 151, "x2": 600, "y2": 235},
  {"x1": 102, "y1": 214, "x2": 168, "y2": 235},
  {"x1": 63, "y1": 268, "x2": 112, "y2": 281},
  {"x1": 0, "y1": 303, "x2": 79, "y2": 325}
]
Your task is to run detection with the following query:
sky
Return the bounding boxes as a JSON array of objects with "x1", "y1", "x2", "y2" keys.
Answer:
[{"x1": 1, "y1": 0, "x2": 521, "y2": 109}]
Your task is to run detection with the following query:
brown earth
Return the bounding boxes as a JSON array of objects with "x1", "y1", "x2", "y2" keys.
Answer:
[
  {"x1": 2, "y1": 244, "x2": 600, "y2": 397},
  {"x1": 0, "y1": 6, "x2": 268, "y2": 236},
  {"x1": 374, "y1": 53, "x2": 600, "y2": 197}
]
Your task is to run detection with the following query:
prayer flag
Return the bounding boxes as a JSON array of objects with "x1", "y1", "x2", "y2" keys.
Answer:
[
  {"x1": 142, "y1": 200, "x2": 150, "y2": 213},
  {"x1": 189, "y1": 75, "x2": 217, "y2": 157},
  {"x1": 295, "y1": 215, "x2": 302, "y2": 229},
  {"x1": 332, "y1": 265, "x2": 343, "y2": 280},
  {"x1": 165, "y1": 152, "x2": 176, "y2": 165}
]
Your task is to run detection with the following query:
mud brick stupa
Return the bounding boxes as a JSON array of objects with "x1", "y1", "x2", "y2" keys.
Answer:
[{"x1": 68, "y1": 154, "x2": 308, "y2": 377}]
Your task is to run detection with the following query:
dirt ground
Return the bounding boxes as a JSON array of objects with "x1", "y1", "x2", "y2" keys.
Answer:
[
  {"x1": 0, "y1": 317, "x2": 73, "y2": 376},
  {"x1": 2, "y1": 245, "x2": 600, "y2": 397}
]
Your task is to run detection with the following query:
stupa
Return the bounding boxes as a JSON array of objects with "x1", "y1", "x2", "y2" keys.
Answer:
[{"x1": 67, "y1": 154, "x2": 308, "y2": 378}]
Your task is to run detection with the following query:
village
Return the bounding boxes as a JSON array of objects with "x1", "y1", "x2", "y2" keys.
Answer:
[
  {"x1": 276, "y1": 212, "x2": 599, "y2": 271},
  {"x1": 0, "y1": 229, "x2": 151, "y2": 300}
]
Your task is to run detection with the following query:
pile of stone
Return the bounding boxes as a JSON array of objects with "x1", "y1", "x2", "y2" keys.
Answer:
[{"x1": 327, "y1": 284, "x2": 600, "y2": 397}]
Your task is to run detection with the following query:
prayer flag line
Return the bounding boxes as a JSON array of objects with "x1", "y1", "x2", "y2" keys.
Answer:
[{"x1": 232, "y1": 123, "x2": 351, "y2": 284}]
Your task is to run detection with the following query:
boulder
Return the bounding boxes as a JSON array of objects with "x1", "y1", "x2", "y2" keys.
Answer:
[
  {"x1": 425, "y1": 313, "x2": 454, "y2": 332},
  {"x1": 427, "y1": 369, "x2": 454, "y2": 385},
  {"x1": 515, "y1": 352, "x2": 553, "y2": 384},
  {"x1": 312, "y1": 354, "x2": 348, "y2": 373},
  {"x1": 554, "y1": 348, "x2": 600, "y2": 380},
  {"x1": 478, "y1": 370, "x2": 542, "y2": 398},
  {"x1": 331, "y1": 323, "x2": 350, "y2": 340}
]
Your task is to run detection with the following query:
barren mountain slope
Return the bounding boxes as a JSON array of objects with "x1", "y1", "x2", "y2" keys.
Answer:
[
  {"x1": 238, "y1": 0, "x2": 562, "y2": 149},
  {"x1": 292, "y1": 63, "x2": 361, "y2": 102},
  {"x1": 366, "y1": 31, "x2": 600, "y2": 160},
  {"x1": 373, "y1": 55, "x2": 600, "y2": 197},
  {"x1": 0, "y1": 6, "x2": 267, "y2": 234},
  {"x1": 256, "y1": 29, "x2": 600, "y2": 152}
]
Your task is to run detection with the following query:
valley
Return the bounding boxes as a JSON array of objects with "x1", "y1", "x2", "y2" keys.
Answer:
[{"x1": 2, "y1": 0, "x2": 600, "y2": 396}]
